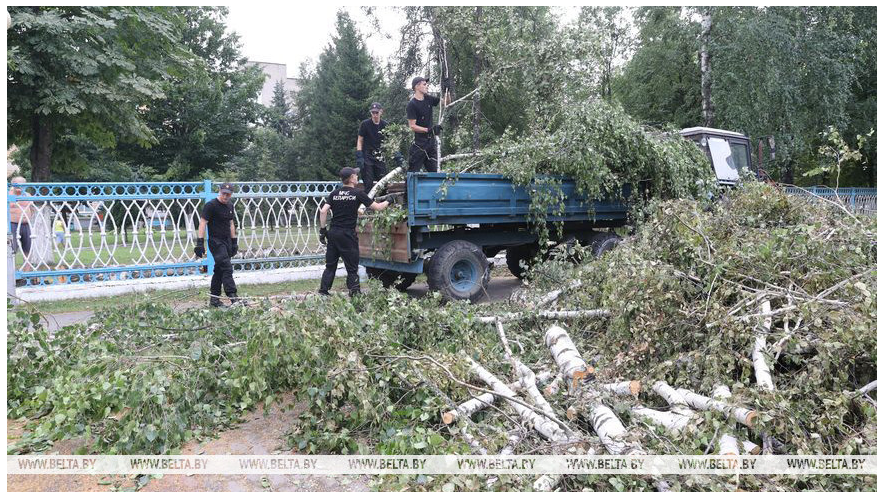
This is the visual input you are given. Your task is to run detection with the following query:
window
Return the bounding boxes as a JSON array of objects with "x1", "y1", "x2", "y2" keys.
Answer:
[{"x1": 707, "y1": 137, "x2": 739, "y2": 182}]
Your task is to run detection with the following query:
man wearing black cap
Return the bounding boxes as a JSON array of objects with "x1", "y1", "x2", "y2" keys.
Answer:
[
  {"x1": 195, "y1": 182, "x2": 240, "y2": 307},
  {"x1": 406, "y1": 77, "x2": 451, "y2": 172},
  {"x1": 356, "y1": 102, "x2": 387, "y2": 193},
  {"x1": 318, "y1": 167, "x2": 391, "y2": 296}
]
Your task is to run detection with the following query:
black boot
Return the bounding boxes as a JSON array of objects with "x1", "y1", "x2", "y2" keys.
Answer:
[{"x1": 209, "y1": 297, "x2": 226, "y2": 308}]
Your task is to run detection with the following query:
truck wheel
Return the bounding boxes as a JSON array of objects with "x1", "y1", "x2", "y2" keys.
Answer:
[
  {"x1": 506, "y1": 243, "x2": 540, "y2": 279},
  {"x1": 428, "y1": 240, "x2": 490, "y2": 302},
  {"x1": 589, "y1": 232, "x2": 622, "y2": 257}
]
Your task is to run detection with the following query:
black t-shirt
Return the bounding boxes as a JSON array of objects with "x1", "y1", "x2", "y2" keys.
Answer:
[
  {"x1": 358, "y1": 119, "x2": 387, "y2": 161},
  {"x1": 201, "y1": 198, "x2": 235, "y2": 239},
  {"x1": 406, "y1": 94, "x2": 441, "y2": 139},
  {"x1": 326, "y1": 186, "x2": 374, "y2": 230}
]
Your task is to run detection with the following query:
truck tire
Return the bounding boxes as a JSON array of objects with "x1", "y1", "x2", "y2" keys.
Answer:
[
  {"x1": 589, "y1": 232, "x2": 622, "y2": 257},
  {"x1": 427, "y1": 240, "x2": 490, "y2": 302},
  {"x1": 506, "y1": 243, "x2": 540, "y2": 279}
]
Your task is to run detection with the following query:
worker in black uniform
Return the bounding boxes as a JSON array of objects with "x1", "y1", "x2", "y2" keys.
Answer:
[
  {"x1": 318, "y1": 167, "x2": 392, "y2": 296},
  {"x1": 356, "y1": 102, "x2": 387, "y2": 194},
  {"x1": 406, "y1": 77, "x2": 452, "y2": 172},
  {"x1": 194, "y1": 182, "x2": 240, "y2": 307}
]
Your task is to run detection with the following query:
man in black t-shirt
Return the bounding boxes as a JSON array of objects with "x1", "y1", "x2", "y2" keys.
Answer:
[
  {"x1": 195, "y1": 182, "x2": 240, "y2": 308},
  {"x1": 406, "y1": 76, "x2": 451, "y2": 173},
  {"x1": 357, "y1": 102, "x2": 387, "y2": 194},
  {"x1": 317, "y1": 167, "x2": 391, "y2": 296}
]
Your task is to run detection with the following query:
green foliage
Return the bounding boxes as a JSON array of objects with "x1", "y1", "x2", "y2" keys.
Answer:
[{"x1": 292, "y1": 11, "x2": 384, "y2": 180}]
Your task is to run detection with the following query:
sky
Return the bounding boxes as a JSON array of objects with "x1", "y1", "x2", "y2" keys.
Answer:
[{"x1": 224, "y1": 3, "x2": 581, "y2": 80}]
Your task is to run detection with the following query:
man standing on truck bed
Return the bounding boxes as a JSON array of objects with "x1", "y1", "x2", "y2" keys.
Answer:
[
  {"x1": 318, "y1": 167, "x2": 392, "y2": 296},
  {"x1": 195, "y1": 182, "x2": 240, "y2": 308},
  {"x1": 356, "y1": 102, "x2": 387, "y2": 194},
  {"x1": 406, "y1": 77, "x2": 451, "y2": 173}
]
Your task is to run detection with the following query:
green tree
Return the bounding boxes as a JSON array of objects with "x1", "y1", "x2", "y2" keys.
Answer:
[
  {"x1": 267, "y1": 80, "x2": 293, "y2": 138},
  {"x1": 292, "y1": 11, "x2": 380, "y2": 180},
  {"x1": 614, "y1": 7, "x2": 702, "y2": 128},
  {"x1": 6, "y1": 6, "x2": 184, "y2": 180},
  {"x1": 115, "y1": 7, "x2": 265, "y2": 180}
]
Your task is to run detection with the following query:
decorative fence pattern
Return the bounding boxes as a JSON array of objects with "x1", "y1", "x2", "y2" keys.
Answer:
[
  {"x1": 7, "y1": 181, "x2": 337, "y2": 286},
  {"x1": 784, "y1": 187, "x2": 877, "y2": 216}
]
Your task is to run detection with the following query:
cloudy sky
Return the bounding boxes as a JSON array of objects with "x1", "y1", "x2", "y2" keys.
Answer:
[{"x1": 225, "y1": 3, "x2": 581, "y2": 80}]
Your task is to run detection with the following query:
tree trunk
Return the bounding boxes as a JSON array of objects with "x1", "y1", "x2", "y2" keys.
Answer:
[
  {"x1": 544, "y1": 325, "x2": 593, "y2": 392},
  {"x1": 30, "y1": 115, "x2": 53, "y2": 181},
  {"x1": 700, "y1": 8, "x2": 714, "y2": 127},
  {"x1": 677, "y1": 387, "x2": 757, "y2": 427}
]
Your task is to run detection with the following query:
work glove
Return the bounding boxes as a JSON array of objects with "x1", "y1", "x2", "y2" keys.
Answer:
[
  {"x1": 376, "y1": 193, "x2": 403, "y2": 205},
  {"x1": 230, "y1": 238, "x2": 239, "y2": 257},
  {"x1": 319, "y1": 227, "x2": 328, "y2": 246},
  {"x1": 194, "y1": 238, "x2": 206, "y2": 258},
  {"x1": 431, "y1": 125, "x2": 442, "y2": 136},
  {"x1": 355, "y1": 150, "x2": 365, "y2": 169}
]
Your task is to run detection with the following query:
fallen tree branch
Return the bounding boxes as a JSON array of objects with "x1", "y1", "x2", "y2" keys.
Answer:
[
  {"x1": 753, "y1": 300, "x2": 776, "y2": 391},
  {"x1": 477, "y1": 309, "x2": 610, "y2": 324},
  {"x1": 676, "y1": 388, "x2": 757, "y2": 427}
]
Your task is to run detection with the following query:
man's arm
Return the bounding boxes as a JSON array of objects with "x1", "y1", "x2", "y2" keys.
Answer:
[
  {"x1": 408, "y1": 119, "x2": 430, "y2": 134},
  {"x1": 357, "y1": 135, "x2": 364, "y2": 151},
  {"x1": 198, "y1": 218, "x2": 207, "y2": 239},
  {"x1": 369, "y1": 200, "x2": 390, "y2": 211},
  {"x1": 230, "y1": 220, "x2": 236, "y2": 238},
  {"x1": 319, "y1": 204, "x2": 331, "y2": 228}
]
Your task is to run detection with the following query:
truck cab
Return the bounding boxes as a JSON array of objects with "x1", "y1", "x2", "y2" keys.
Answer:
[{"x1": 679, "y1": 127, "x2": 755, "y2": 186}]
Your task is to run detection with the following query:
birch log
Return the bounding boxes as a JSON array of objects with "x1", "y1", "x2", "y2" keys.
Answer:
[
  {"x1": 631, "y1": 406, "x2": 691, "y2": 435},
  {"x1": 603, "y1": 381, "x2": 641, "y2": 397},
  {"x1": 589, "y1": 402, "x2": 646, "y2": 455},
  {"x1": 545, "y1": 325, "x2": 593, "y2": 392},
  {"x1": 367, "y1": 166, "x2": 405, "y2": 198},
  {"x1": 515, "y1": 359, "x2": 557, "y2": 418},
  {"x1": 753, "y1": 300, "x2": 775, "y2": 391},
  {"x1": 652, "y1": 381, "x2": 693, "y2": 416},
  {"x1": 742, "y1": 439, "x2": 761, "y2": 455},
  {"x1": 442, "y1": 371, "x2": 555, "y2": 424},
  {"x1": 477, "y1": 309, "x2": 610, "y2": 324},
  {"x1": 536, "y1": 280, "x2": 583, "y2": 308},
  {"x1": 467, "y1": 357, "x2": 571, "y2": 442},
  {"x1": 677, "y1": 388, "x2": 756, "y2": 427},
  {"x1": 712, "y1": 384, "x2": 732, "y2": 399},
  {"x1": 718, "y1": 434, "x2": 739, "y2": 455},
  {"x1": 544, "y1": 373, "x2": 564, "y2": 397}
]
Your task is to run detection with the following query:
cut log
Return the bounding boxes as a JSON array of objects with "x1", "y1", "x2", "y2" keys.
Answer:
[
  {"x1": 467, "y1": 357, "x2": 571, "y2": 442},
  {"x1": 477, "y1": 309, "x2": 610, "y2": 324},
  {"x1": 631, "y1": 406, "x2": 691, "y2": 435},
  {"x1": 544, "y1": 373, "x2": 564, "y2": 397},
  {"x1": 533, "y1": 473, "x2": 562, "y2": 492},
  {"x1": 515, "y1": 359, "x2": 557, "y2": 418},
  {"x1": 858, "y1": 380, "x2": 877, "y2": 395},
  {"x1": 589, "y1": 402, "x2": 646, "y2": 455},
  {"x1": 602, "y1": 381, "x2": 641, "y2": 397},
  {"x1": 742, "y1": 439, "x2": 761, "y2": 455},
  {"x1": 536, "y1": 280, "x2": 583, "y2": 308},
  {"x1": 677, "y1": 388, "x2": 756, "y2": 427},
  {"x1": 545, "y1": 325, "x2": 594, "y2": 392},
  {"x1": 712, "y1": 384, "x2": 732, "y2": 399},
  {"x1": 652, "y1": 381, "x2": 693, "y2": 416},
  {"x1": 442, "y1": 371, "x2": 555, "y2": 424},
  {"x1": 753, "y1": 300, "x2": 776, "y2": 391},
  {"x1": 718, "y1": 433, "x2": 740, "y2": 455}
]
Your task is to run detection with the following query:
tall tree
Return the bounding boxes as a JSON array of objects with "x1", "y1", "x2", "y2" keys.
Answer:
[
  {"x1": 578, "y1": 7, "x2": 636, "y2": 100},
  {"x1": 7, "y1": 6, "x2": 184, "y2": 180},
  {"x1": 699, "y1": 8, "x2": 714, "y2": 127},
  {"x1": 614, "y1": 7, "x2": 702, "y2": 128},
  {"x1": 267, "y1": 80, "x2": 293, "y2": 138},
  {"x1": 115, "y1": 7, "x2": 264, "y2": 180},
  {"x1": 293, "y1": 11, "x2": 380, "y2": 180}
]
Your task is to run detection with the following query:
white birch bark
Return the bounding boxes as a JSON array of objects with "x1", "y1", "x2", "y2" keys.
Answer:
[
  {"x1": 652, "y1": 381, "x2": 693, "y2": 416},
  {"x1": 545, "y1": 325, "x2": 592, "y2": 392},
  {"x1": 718, "y1": 433, "x2": 740, "y2": 455},
  {"x1": 467, "y1": 357, "x2": 570, "y2": 442},
  {"x1": 603, "y1": 381, "x2": 641, "y2": 397},
  {"x1": 477, "y1": 309, "x2": 610, "y2": 324},
  {"x1": 631, "y1": 406, "x2": 691, "y2": 435},
  {"x1": 543, "y1": 373, "x2": 564, "y2": 397},
  {"x1": 589, "y1": 402, "x2": 646, "y2": 455},
  {"x1": 712, "y1": 384, "x2": 732, "y2": 399},
  {"x1": 536, "y1": 280, "x2": 583, "y2": 308},
  {"x1": 753, "y1": 300, "x2": 775, "y2": 391},
  {"x1": 442, "y1": 371, "x2": 557, "y2": 424},
  {"x1": 677, "y1": 388, "x2": 757, "y2": 427},
  {"x1": 515, "y1": 359, "x2": 557, "y2": 418},
  {"x1": 742, "y1": 439, "x2": 761, "y2": 455}
]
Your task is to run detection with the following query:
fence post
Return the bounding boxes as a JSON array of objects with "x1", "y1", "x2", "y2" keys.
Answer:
[{"x1": 202, "y1": 179, "x2": 215, "y2": 276}]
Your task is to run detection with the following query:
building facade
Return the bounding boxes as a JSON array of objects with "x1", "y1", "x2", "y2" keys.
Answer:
[{"x1": 249, "y1": 61, "x2": 300, "y2": 106}]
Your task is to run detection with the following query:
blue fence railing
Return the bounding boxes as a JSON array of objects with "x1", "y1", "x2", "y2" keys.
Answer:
[
  {"x1": 784, "y1": 186, "x2": 876, "y2": 216},
  {"x1": 7, "y1": 181, "x2": 338, "y2": 287}
]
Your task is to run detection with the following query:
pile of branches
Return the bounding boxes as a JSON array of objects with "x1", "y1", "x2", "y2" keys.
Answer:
[{"x1": 7, "y1": 183, "x2": 876, "y2": 491}]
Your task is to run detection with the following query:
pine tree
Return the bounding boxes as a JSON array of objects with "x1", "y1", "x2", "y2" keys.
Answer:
[
  {"x1": 268, "y1": 81, "x2": 293, "y2": 138},
  {"x1": 293, "y1": 11, "x2": 380, "y2": 180}
]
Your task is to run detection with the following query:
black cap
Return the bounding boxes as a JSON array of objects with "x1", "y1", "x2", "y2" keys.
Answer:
[
  {"x1": 219, "y1": 182, "x2": 234, "y2": 193},
  {"x1": 369, "y1": 102, "x2": 383, "y2": 112},
  {"x1": 340, "y1": 167, "x2": 359, "y2": 181},
  {"x1": 411, "y1": 76, "x2": 428, "y2": 89}
]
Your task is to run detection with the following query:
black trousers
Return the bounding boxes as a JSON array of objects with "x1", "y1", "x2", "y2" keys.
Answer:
[
  {"x1": 361, "y1": 156, "x2": 387, "y2": 194},
  {"x1": 10, "y1": 222, "x2": 31, "y2": 255},
  {"x1": 408, "y1": 137, "x2": 438, "y2": 173},
  {"x1": 319, "y1": 228, "x2": 360, "y2": 295},
  {"x1": 209, "y1": 237, "x2": 237, "y2": 300}
]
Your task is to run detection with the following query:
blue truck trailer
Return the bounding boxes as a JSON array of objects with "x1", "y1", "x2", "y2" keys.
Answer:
[{"x1": 358, "y1": 172, "x2": 630, "y2": 302}]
